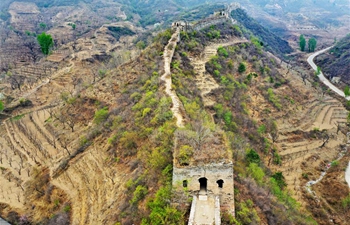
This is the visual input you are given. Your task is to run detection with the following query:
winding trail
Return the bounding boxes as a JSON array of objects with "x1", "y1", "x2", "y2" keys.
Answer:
[
  {"x1": 307, "y1": 46, "x2": 350, "y2": 101},
  {"x1": 160, "y1": 28, "x2": 185, "y2": 127}
]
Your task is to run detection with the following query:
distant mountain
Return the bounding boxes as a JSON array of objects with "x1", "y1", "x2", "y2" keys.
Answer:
[{"x1": 315, "y1": 34, "x2": 350, "y2": 84}]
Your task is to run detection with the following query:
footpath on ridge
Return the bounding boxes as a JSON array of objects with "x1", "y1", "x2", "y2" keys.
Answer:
[{"x1": 160, "y1": 28, "x2": 185, "y2": 127}]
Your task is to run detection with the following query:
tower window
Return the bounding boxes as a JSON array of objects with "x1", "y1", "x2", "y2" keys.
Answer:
[{"x1": 217, "y1": 179, "x2": 224, "y2": 188}]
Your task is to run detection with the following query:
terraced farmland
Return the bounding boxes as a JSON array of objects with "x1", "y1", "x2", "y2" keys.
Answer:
[{"x1": 274, "y1": 94, "x2": 348, "y2": 202}]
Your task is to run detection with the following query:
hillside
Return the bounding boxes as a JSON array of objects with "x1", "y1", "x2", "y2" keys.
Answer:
[
  {"x1": 231, "y1": 8, "x2": 293, "y2": 57},
  {"x1": 315, "y1": 34, "x2": 350, "y2": 84},
  {"x1": 0, "y1": 2, "x2": 350, "y2": 225}
]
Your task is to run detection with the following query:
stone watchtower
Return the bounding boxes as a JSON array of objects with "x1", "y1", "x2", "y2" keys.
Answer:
[
  {"x1": 171, "y1": 21, "x2": 190, "y2": 32},
  {"x1": 172, "y1": 128, "x2": 235, "y2": 224}
]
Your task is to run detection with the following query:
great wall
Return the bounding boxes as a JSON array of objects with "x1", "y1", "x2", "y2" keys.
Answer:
[
  {"x1": 162, "y1": 3, "x2": 350, "y2": 223},
  {"x1": 162, "y1": 4, "x2": 242, "y2": 224}
]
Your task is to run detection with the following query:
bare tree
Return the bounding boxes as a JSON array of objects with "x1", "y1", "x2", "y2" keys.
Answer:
[
  {"x1": 60, "y1": 136, "x2": 71, "y2": 155},
  {"x1": 0, "y1": 148, "x2": 3, "y2": 164},
  {"x1": 301, "y1": 74, "x2": 307, "y2": 85},
  {"x1": 71, "y1": 74, "x2": 83, "y2": 89},
  {"x1": 7, "y1": 72, "x2": 25, "y2": 91},
  {"x1": 8, "y1": 157, "x2": 13, "y2": 167},
  {"x1": 65, "y1": 113, "x2": 77, "y2": 132},
  {"x1": 16, "y1": 192, "x2": 21, "y2": 202},
  {"x1": 23, "y1": 39, "x2": 40, "y2": 63}
]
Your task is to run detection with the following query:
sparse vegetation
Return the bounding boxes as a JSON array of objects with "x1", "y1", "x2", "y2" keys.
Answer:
[
  {"x1": 93, "y1": 107, "x2": 109, "y2": 124},
  {"x1": 0, "y1": 3, "x2": 348, "y2": 225}
]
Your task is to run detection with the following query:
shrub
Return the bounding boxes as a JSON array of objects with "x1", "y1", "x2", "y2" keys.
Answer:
[
  {"x1": 217, "y1": 46, "x2": 228, "y2": 58},
  {"x1": 120, "y1": 132, "x2": 138, "y2": 151},
  {"x1": 107, "y1": 134, "x2": 118, "y2": 146},
  {"x1": 186, "y1": 40, "x2": 199, "y2": 50},
  {"x1": 19, "y1": 98, "x2": 32, "y2": 106},
  {"x1": 246, "y1": 149, "x2": 260, "y2": 164},
  {"x1": 130, "y1": 185, "x2": 148, "y2": 205},
  {"x1": 248, "y1": 163, "x2": 265, "y2": 184},
  {"x1": 0, "y1": 100, "x2": 3, "y2": 112},
  {"x1": 227, "y1": 60, "x2": 233, "y2": 69},
  {"x1": 214, "y1": 70, "x2": 220, "y2": 77},
  {"x1": 235, "y1": 200, "x2": 260, "y2": 224},
  {"x1": 177, "y1": 145, "x2": 194, "y2": 166},
  {"x1": 63, "y1": 205, "x2": 71, "y2": 212},
  {"x1": 232, "y1": 25, "x2": 242, "y2": 36},
  {"x1": 207, "y1": 30, "x2": 220, "y2": 39},
  {"x1": 257, "y1": 124, "x2": 266, "y2": 135},
  {"x1": 214, "y1": 104, "x2": 224, "y2": 118},
  {"x1": 94, "y1": 107, "x2": 109, "y2": 124},
  {"x1": 344, "y1": 85, "x2": 350, "y2": 97},
  {"x1": 136, "y1": 40, "x2": 146, "y2": 50},
  {"x1": 130, "y1": 92, "x2": 142, "y2": 102},
  {"x1": 269, "y1": 177, "x2": 299, "y2": 209},
  {"x1": 142, "y1": 108, "x2": 152, "y2": 117},
  {"x1": 341, "y1": 194, "x2": 350, "y2": 209},
  {"x1": 251, "y1": 37, "x2": 263, "y2": 50},
  {"x1": 331, "y1": 160, "x2": 339, "y2": 167},
  {"x1": 238, "y1": 62, "x2": 246, "y2": 73},
  {"x1": 223, "y1": 111, "x2": 232, "y2": 127},
  {"x1": 267, "y1": 88, "x2": 281, "y2": 109},
  {"x1": 184, "y1": 101, "x2": 200, "y2": 120},
  {"x1": 220, "y1": 76, "x2": 230, "y2": 85},
  {"x1": 273, "y1": 152, "x2": 281, "y2": 165},
  {"x1": 302, "y1": 173, "x2": 309, "y2": 179},
  {"x1": 144, "y1": 185, "x2": 184, "y2": 225},
  {"x1": 271, "y1": 172, "x2": 286, "y2": 189}
]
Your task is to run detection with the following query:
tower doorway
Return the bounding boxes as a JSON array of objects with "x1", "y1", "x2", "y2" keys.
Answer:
[{"x1": 199, "y1": 177, "x2": 207, "y2": 193}]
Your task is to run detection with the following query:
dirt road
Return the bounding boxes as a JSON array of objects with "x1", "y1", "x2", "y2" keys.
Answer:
[{"x1": 307, "y1": 46, "x2": 350, "y2": 100}]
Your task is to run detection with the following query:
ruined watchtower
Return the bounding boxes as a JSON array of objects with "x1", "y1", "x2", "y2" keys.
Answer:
[
  {"x1": 171, "y1": 21, "x2": 190, "y2": 32},
  {"x1": 172, "y1": 128, "x2": 234, "y2": 224}
]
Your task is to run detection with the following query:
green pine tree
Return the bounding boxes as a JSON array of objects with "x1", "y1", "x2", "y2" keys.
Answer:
[{"x1": 299, "y1": 35, "x2": 306, "y2": 51}]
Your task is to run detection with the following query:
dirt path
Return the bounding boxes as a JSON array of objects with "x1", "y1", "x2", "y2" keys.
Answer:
[
  {"x1": 189, "y1": 38, "x2": 248, "y2": 107},
  {"x1": 160, "y1": 29, "x2": 185, "y2": 127}
]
